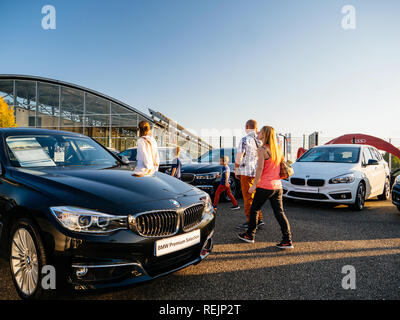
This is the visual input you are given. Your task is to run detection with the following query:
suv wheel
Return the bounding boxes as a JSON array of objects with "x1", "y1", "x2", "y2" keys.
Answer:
[
  {"x1": 9, "y1": 218, "x2": 48, "y2": 299},
  {"x1": 351, "y1": 182, "x2": 366, "y2": 211},
  {"x1": 377, "y1": 177, "x2": 390, "y2": 201}
]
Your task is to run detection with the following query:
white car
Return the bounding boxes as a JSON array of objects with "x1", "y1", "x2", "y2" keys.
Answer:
[{"x1": 282, "y1": 144, "x2": 390, "y2": 210}]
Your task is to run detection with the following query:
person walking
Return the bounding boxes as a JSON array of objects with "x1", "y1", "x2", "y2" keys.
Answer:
[
  {"x1": 132, "y1": 121, "x2": 160, "y2": 177},
  {"x1": 213, "y1": 156, "x2": 240, "y2": 211},
  {"x1": 170, "y1": 146, "x2": 182, "y2": 180},
  {"x1": 237, "y1": 126, "x2": 293, "y2": 249},
  {"x1": 234, "y1": 119, "x2": 264, "y2": 230}
]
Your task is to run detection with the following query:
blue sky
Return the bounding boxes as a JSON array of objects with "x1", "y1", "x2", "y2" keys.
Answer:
[{"x1": 1, "y1": 0, "x2": 399, "y2": 139}]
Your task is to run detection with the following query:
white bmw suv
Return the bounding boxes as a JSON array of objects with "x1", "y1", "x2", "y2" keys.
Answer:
[{"x1": 282, "y1": 144, "x2": 390, "y2": 210}]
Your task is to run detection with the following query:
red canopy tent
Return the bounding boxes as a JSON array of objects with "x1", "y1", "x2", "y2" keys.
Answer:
[
  {"x1": 325, "y1": 133, "x2": 400, "y2": 159},
  {"x1": 297, "y1": 147, "x2": 307, "y2": 159}
]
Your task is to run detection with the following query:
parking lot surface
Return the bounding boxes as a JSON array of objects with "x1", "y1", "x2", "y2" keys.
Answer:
[{"x1": 1, "y1": 198, "x2": 399, "y2": 300}]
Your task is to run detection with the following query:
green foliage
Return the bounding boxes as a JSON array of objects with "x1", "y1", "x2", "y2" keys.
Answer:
[{"x1": 383, "y1": 152, "x2": 400, "y2": 171}]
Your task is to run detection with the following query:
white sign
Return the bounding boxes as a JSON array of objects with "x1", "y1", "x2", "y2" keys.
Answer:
[
  {"x1": 155, "y1": 229, "x2": 201, "y2": 257},
  {"x1": 294, "y1": 187, "x2": 319, "y2": 193},
  {"x1": 8, "y1": 137, "x2": 56, "y2": 167},
  {"x1": 54, "y1": 145, "x2": 65, "y2": 162}
]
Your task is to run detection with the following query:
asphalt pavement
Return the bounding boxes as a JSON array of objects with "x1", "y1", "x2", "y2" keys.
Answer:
[{"x1": 1, "y1": 198, "x2": 400, "y2": 300}]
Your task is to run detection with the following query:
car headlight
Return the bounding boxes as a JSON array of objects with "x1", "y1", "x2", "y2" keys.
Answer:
[
  {"x1": 329, "y1": 173, "x2": 355, "y2": 184},
  {"x1": 50, "y1": 207, "x2": 128, "y2": 233},
  {"x1": 196, "y1": 172, "x2": 220, "y2": 180},
  {"x1": 203, "y1": 193, "x2": 214, "y2": 215}
]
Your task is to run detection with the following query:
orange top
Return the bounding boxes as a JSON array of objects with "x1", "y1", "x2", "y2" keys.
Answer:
[{"x1": 257, "y1": 158, "x2": 282, "y2": 190}]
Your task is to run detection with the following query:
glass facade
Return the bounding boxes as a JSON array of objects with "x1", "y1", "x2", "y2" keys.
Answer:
[{"x1": 0, "y1": 76, "x2": 212, "y2": 157}]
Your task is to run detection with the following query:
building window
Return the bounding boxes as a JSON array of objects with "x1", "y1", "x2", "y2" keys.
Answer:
[
  {"x1": 14, "y1": 80, "x2": 36, "y2": 127},
  {"x1": 61, "y1": 86, "x2": 84, "y2": 132},
  {"x1": 38, "y1": 82, "x2": 60, "y2": 129}
]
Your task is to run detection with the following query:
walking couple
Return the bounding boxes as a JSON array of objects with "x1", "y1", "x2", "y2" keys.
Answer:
[{"x1": 235, "y1": 120, "x2": 293, "y2": 250}]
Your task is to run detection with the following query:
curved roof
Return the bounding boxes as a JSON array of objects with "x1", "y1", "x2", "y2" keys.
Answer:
[
  {"x1": 0, "y1": 74, "x2": 153, "y2": 123},
  {"x1": 326, "y1": 133, "x2": 400, "y2": 159}
]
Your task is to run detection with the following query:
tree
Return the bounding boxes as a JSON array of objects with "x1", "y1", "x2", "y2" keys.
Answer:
[
  {"x1": 383, "y1": 152, "x2": 400, "y2": 171},
  {"x1": 0, "y1": 96, "x2": 17, "y2": 128}
]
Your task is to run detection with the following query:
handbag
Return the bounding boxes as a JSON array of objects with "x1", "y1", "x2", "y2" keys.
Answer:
[{"x1": 279, "y1": 158, "x2": 294, "y2": 180}]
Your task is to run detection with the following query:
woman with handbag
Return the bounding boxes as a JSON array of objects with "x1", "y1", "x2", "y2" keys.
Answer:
[
  {"x1": 237, "y1": 126, "x2": 293, "y2": 249},
  {"x1": 132, "y1": 121, "x2": 160, "y2": 177}
]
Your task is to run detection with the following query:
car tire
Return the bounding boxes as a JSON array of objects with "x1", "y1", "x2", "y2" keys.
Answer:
[
  {"x1": 9, "y1": 218, "x2": 49, "y2": 300},
  {"x1": 350, "y1": 182, "x2": 366, "y2": 211},
  {"x1": 377, "y1": 177, "x2": 390, "y2": 201}
]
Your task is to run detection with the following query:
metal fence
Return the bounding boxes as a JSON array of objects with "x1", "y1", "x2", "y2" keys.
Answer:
[{"x1": 197, "y1": 136, "x2": 400, "y2": 163}]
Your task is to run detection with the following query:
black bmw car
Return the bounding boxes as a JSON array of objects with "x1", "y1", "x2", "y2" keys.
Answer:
[
  {"x1": 171, "y1": 148, "x2": 241, "y2": 201},
  {"x1": 0, "y1": 128, "x2": 215, "y2": 299},
  {"x1": 392, "y1": 170, "x2": 400, "y2": 211}
]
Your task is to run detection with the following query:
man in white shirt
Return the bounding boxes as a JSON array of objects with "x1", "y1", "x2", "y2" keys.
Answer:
[{"x1": 235, "y1": 119, "x2": 264, "y2": 229}]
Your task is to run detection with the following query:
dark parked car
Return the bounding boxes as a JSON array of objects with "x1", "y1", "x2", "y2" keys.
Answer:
[
  {"x1": 172, "y1": 148, "x2": 241, "y2": 201},
  {"x1": 118, "y1": 146, "x2": 193, "y2": 173},
  {"x1": 0, "y1": 128, "x2": 215, "y2": 299},
  {"x1": 392, "y1": 170, "x2": 400, "y2": 211},
  {"x1": 390, "y1": 168, "x2": 400, "y2": 188}
]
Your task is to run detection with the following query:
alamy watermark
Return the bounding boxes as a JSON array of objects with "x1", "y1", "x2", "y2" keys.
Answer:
[
  {"x1": 41, "y1": 265, "x2": 56, "y2": 290},
  {"x1": 40, "y1": 5, "x2": 356, "y2": 31},
  {"x1": 341, "y1": 5, "x2": 356, "y2": 30},
  {"x1": 41, "y1": 5, "x2": 56, "y2": 30},
  {"x1": 341, "y1": 265, "x2": 356, "y2": 290}
]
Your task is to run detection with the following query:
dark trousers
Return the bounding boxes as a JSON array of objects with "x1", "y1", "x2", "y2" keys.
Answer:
[{"x1": 247, "y1": 188, "x2": 292, "y2": 241}]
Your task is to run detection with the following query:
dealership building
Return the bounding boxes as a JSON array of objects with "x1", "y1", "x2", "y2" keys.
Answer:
[{"x1": 0, "y1": 75, "x2": 211, "y2": 157}]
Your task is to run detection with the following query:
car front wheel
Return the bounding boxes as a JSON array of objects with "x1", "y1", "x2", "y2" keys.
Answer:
[
  {"x1": 9, "y1": 218, "x2": 48, "y2": 300},
  {"x1": 351, "y1": 182, "x2": 366, "y2": 211}
]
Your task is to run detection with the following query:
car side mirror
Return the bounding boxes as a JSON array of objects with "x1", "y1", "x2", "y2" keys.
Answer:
[{"x1": 367, "y1": 159, "x2": 379, "y2": 166}]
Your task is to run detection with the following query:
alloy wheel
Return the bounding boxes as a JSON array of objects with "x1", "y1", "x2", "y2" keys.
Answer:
[
  {"x1": 10, "y1": 228, "x2": 39, "y2": 297},
  {"x1": 357, "y1": 183, "x2": 366, "y2": 210},
  {"x1": 385, "y1": 178, "x2": 390, "y2": 199}
]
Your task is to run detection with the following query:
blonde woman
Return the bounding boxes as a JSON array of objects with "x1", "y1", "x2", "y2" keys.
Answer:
[
  {"x1": 132, "y1": 121, "x2": 160, "y2": 177},
  {"x1": 237, "y1": 126, "x2": 293, "y2": 249}
]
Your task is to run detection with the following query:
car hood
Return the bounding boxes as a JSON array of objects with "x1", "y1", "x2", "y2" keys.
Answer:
[
  {"x1": 181, "y1": 163, "x2": 227, "y2": 174},
  {"x1": 291, "y1": 162, "x2": 357, "y2": 179},
  {"x1": 9, "y1": 166, "x2": 200, "y2": 214}
]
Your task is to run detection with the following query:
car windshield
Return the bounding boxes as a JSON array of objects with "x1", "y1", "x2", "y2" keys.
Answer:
[
  {"x1": 298, "y1": 147, "x2": 360, "y2": 163},
  {"x1": 197, "y1": 149, "x2": 236, "y2": 163},
  {"x1": 6, "y1": 135, "x2": 119, "y2": 168}
]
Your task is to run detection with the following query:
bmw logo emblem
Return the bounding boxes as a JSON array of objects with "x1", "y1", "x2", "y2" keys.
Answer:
[{"x1": 170, "y1": 199, "x2": 181, "y2": 208}]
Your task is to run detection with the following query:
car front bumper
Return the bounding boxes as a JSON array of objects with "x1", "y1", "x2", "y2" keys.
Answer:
[
  {"x1": 39, "y1": 212, "x2": 215, "y2": 290},
  {"x1": 282, "y1": 180, "x2": 357, "y2": 204}
]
